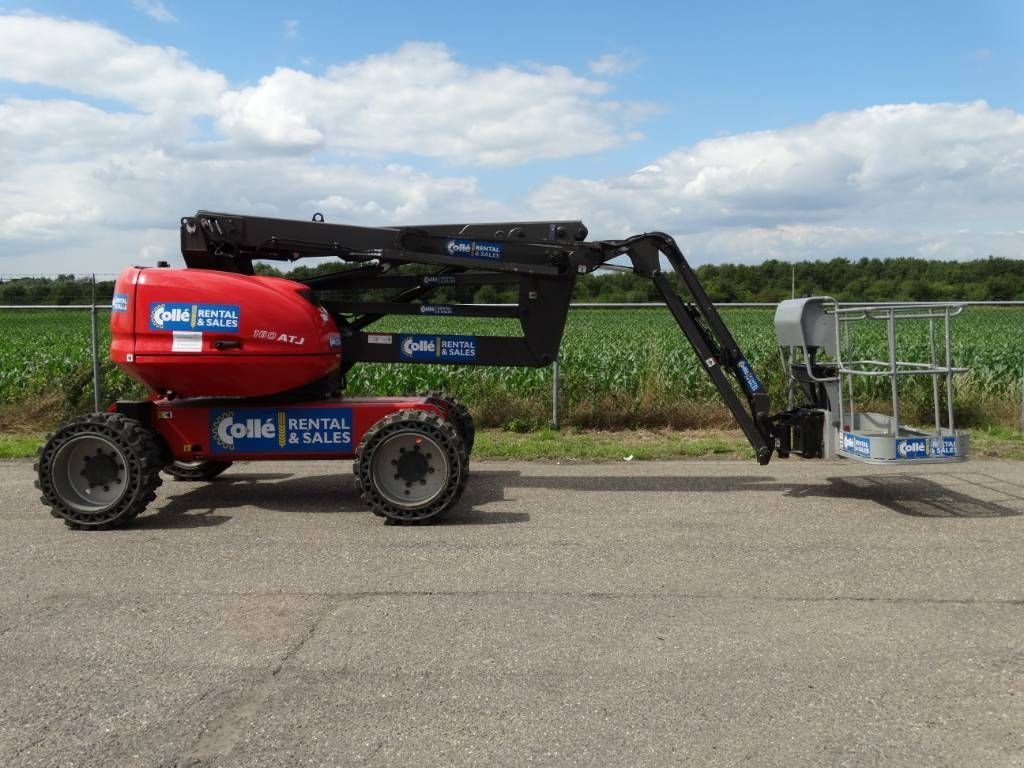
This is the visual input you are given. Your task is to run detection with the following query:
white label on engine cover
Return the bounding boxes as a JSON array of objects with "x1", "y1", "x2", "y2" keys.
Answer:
[
  {"x1": 367, "y1": 334, "x2": 392, "y2": 345},
  {"x1": 172, "y1": 331, "x2": 203, "y2": 352}
]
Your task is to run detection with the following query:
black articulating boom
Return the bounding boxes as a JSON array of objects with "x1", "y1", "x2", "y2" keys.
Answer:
[{"x1": 180, "y1": 211, "x2": 824, "y2": 465}]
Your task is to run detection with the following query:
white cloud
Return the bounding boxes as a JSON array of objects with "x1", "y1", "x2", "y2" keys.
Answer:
[
  {"x1": 588, "y1": 53, "x2": 638, "y2": 76},
  {"x1": 0, "y1": 14, "x2": 645, "y2": 165},
  {"x1": 0, "y1": 99, "x2": 153, "y2": 160},
  {"x1": 681, "y1": 226, "x2": 1024, "y2": 265},
  {"x1": 131, "y1": 0, "x2": 178, "y2": 24},
  {"x1": 0, "y1": 13, "x2": 224, "y2": 112},
  {"x1": 0, "y1": 12, "x2": 1021, "y2": 272},
  {"x1": 0, "y1": 94, "x2": 505, "y2": 270},
  {"x1": 0, "y1": 132, "x2": 502, "y2": 271},
  {"x1": 217, "y1": 42, "x2": 644, "y2": 165},
  {"x1": 529, "y1": 102, "x2": 1024, "y2": 260}
]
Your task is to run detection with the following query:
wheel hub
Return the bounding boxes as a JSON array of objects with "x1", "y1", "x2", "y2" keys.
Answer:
[
  {"x1": 396, "y1": 448, "x2": 430, "y2": 483},
  {"x1": 370, "y1": 430, "x2": 449, "y2": 509},
  {"x1": 82, "y1": 450, "x2": 121, "y2": 488},
  {"x1": 50, "y1": 434, "x2": 129, "y2": 512}
]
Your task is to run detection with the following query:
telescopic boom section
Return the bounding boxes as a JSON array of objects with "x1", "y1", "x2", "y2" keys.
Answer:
[{"x1": 181, "y1": 211, "x2": 821, "y2": 464}]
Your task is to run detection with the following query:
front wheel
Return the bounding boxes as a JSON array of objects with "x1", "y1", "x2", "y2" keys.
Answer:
[
  {"x1": 35, "y1": 413, "x2": 164, "y2": 529},
  {"x1": 164, "y1": 460, "x2": 232, "y2": 481},
  {"x1": 353, "y1": 409, "x2": 467, "y2": 523},
  {"x1": 419, "y1": 391, "x2": 475, "y2": 455}
]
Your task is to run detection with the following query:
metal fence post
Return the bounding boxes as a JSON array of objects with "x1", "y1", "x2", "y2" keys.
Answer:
[
  {"x1": 90, "y1": 274, "x2": 102, "y2": 412},
  {"x1": 1019, "y1": 370, "x2": 1024, "y2": 433},
  {"x1": 551, "y1": 357, "x2": 560, "y2": 430}
]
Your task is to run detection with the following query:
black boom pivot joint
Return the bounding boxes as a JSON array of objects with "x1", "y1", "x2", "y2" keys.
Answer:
[{"x1": 181, "y1": 210, "x2": 826, "y2": 464}]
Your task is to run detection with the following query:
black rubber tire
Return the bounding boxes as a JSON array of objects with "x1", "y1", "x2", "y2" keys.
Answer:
[
  {"x1": 419, "y1": 391, "x2": 475, "y2": 455},
  {"x1": 34, "y1": 412, "x2": 164, "y2": 530},
  {"x1": 164, "y1": 460, "x2": 233, "y2": 481},
  {"x1": 353, "y1": 409, "x2": 467, "y2": 523}
]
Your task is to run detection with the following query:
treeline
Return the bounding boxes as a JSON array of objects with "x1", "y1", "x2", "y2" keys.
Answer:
[
  {"x1": 2, "y1": 256, "x2": 1023, "y2": 305},
  {"x1": 271, "y1": 255, "x2": 1024, "y2": 303},
  {"x1": 693, "y1": 257, "x2": 1024, "y2": 303},
  {"x1": 0, "y1": 274, "x2": 115, "y2": 305}
]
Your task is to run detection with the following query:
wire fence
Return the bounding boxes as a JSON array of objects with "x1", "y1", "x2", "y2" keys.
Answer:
[{"x1": 2, "y1": 275, "x2": 1023, "y2": 431}]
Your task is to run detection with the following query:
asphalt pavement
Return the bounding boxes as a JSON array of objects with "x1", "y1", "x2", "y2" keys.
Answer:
[{"x1": 1, "y1": 457, "x2": 1022, "y2": 767}]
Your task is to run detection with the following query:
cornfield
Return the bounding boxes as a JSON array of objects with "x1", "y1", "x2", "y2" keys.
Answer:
[{"x1": 1, "y1": 307, "x2": 1022, "y2": 429}]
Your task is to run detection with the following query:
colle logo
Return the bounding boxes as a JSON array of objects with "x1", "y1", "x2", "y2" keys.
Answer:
[
  {"x1": 399, "y1": 333, "x2": 476, "y2": 361},
  {"x1": 150, "y1": 303, "x2": 190, "y2": 329},
  {"x1": 149, "y1": 302, "x2": 239, "y2": 332},
  {"x1": 402, "y1": 336, "x2": 435, "y2": 356},
  {"x1": 446, "y1": 239, "x2": 473, "y2": 257},
  {"x1": 213, "y1": 411, "x2": 275, "y2": 450},
  {"x1": 209, "y1": 407, "x2": 354, "y2": 454},
  {"x1": 841, "y1": 431, "x2": 871, "y2": 456},
  {"x1": 897, "y1": 439, "x2": 927, "y2": 458},
  {"x1": 419, "y1": 304, "x2": 453, "y2": 316},
  {"x1": 736, "y1": 359, "x2": 764, "y2": 393},
  {"x1": 444, "y1": 238, "x2": 502, "y2": 260}
]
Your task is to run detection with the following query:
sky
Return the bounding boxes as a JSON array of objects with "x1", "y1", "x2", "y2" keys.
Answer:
[{"x1": 0, "y1": 0, "x2": 1022, "y2": 274}]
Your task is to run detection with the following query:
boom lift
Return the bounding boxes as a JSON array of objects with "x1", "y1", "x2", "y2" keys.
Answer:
[{"x1": 34, "y1": 212, "x2": 965, "y2": 528}]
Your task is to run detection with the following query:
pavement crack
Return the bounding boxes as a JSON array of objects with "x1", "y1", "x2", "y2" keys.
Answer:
[
  {"x1": 11, "y1": 732, "x2": 50, "y2": 761},
  {"x1": 268, "y1": 603, "x2": 324, "y2": 677},
  {"x1": 360, "y1": 738, "x2": 386, "y2": 766},
  {"x1": 262, "y1": 588, "x2": 1024, "y2": 608},
  {"x1": 84, "y1": 589, "x2": 1024, "y2": 607},
  {"x1": 339, "y1": 589, "x2": 1024, "y2": 607},
  {"x1": 179, "y1": 599, "x2": 332, "y2": 765}
]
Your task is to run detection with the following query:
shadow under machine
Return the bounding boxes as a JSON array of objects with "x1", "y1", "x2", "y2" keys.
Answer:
[{"x1": 35, "y1": 212, "x2": 970, "y2": 529}]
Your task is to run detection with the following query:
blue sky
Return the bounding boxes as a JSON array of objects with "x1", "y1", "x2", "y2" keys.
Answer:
[{"x1": 0, "y1": 1, "x2": 1022, "y2": 272}]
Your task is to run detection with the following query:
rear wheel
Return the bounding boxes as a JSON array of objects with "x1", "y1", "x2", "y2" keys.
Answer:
[
  {"x1": 35, "y1": 413, "x2": 164, "y2": 530},
  {"x1": 164, "y1": 460, "x2": 232, "y2": 481},
  {"x1": 353, "y1": 409, "x2": 467, "y2": 522}
]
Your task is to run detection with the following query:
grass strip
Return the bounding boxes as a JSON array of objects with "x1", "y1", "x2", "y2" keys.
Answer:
[
  {"x1": 0, "y1": 433, "x2": 44, "y2": 459},
  {"x1": 474, "y1": 428, "x2": 754, "y2": 461},
  {"x1": 2, "y1": 427, "x2": 1022, "y2": 462}
]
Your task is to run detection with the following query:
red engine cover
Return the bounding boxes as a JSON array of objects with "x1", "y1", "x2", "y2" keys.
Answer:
[{"x1": 111, "y1": 267, "x2": 341, "y2": 398}]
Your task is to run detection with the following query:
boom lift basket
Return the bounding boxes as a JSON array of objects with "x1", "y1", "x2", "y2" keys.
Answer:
[{"x1": 774, "y1": 298, "x2": 969, "y2": 464}]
